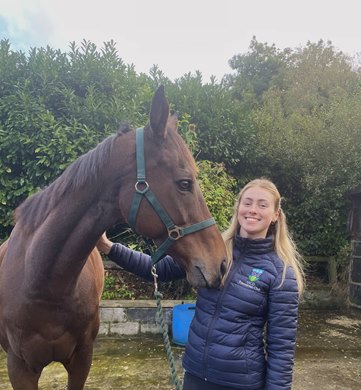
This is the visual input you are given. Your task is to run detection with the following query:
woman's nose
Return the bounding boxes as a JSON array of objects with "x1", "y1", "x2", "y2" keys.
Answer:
[{"x1": 249, "y1": 205, "x2": 257, "y2": 213}]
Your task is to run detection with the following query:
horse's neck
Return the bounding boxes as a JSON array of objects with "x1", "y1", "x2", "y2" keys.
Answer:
[
  {"x1": 18, "y1": 133, "x2": 132, "y2": 297},
  {"x1": 24, "y1": 187, "x2": 117, "y2": 297}
]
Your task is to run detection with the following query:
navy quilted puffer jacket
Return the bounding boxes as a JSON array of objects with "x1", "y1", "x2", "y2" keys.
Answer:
[{"x1": 108, "y1": 235, "x2": 299, "y2": 390}]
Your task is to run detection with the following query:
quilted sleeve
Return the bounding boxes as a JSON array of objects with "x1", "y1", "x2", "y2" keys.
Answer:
[
  {"x1": 265, "y1": 264, "x2": 299, "y2": 390},
  {"x1": 107, "y1": 243, "x2": 186, "y2": 282}
]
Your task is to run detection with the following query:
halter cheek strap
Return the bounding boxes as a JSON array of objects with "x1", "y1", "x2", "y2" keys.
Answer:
[{"x1": 128, "y1": 127, "x2": 216, "y2": 264}]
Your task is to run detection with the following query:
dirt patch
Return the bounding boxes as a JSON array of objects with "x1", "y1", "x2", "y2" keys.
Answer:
[
  {"x1": 293, "y1": 310, "x2": 361, "y2": 390},
  {"x1": 294, "y1": 358, "x2": 361, "y2": 390}
]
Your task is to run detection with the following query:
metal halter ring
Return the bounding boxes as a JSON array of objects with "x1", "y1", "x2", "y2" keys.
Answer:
[
  {"x1": 168, "y1": 226, "x2": 183, "y2": 240},
  {"x1": 134, "y1": 180, "x2": 149, "y2": 194}
]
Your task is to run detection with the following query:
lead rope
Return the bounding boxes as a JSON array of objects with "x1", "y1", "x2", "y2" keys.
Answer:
[{"x1": 151, "y1": 266, "x2": 182, "y2": 390}]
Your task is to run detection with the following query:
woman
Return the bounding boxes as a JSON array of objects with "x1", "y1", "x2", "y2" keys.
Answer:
[{"x1": 97, "y1": 178, "x2": 305, "y2": 390}]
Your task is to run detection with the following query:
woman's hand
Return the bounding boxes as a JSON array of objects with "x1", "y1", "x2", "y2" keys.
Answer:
[{"x1": 96, "y1": 232, "x2": 113, "y2": 255}]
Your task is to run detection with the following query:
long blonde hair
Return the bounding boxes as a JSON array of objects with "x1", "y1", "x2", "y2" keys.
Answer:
[{"x1": 222, "y1": 178, "x2": 305, "y2": 296}]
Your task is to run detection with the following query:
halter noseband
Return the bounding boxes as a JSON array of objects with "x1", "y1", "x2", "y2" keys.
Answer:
[{"x1": 128, "y1": 127, "x2": 216, "y2": 264}]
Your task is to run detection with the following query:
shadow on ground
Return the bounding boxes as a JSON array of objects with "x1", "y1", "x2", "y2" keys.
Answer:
[{"x1": 1, "y1": 309, "x2": 361, "y2": 389}]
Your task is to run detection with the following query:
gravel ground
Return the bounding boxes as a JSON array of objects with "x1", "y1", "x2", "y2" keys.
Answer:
[
  {"x1": 292, "y1": 309, "x2": 361, "y2": 389},
  {"x1": 1, "y1": 309, "x2": 360, "y2": 389}
]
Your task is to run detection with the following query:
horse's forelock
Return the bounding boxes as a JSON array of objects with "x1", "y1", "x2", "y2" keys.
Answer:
[{"x1": 117, "y1": 123, "x2": 133, "y2": 135}]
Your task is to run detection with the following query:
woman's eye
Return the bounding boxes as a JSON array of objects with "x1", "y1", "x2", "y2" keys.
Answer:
[{"x1": 177, "y1": 180, "x2": 192, "y2": 191}]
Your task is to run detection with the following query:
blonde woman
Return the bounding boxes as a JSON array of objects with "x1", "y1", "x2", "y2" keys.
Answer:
[{"x1": 97, "y1": 178, "x2": 304, "y2": 390}]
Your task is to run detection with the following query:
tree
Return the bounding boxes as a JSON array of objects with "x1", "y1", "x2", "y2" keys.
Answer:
[
  {"x1": 250, "y1": 40, "x2": 361, "y2": 255},
  {"x1": 225, "y1": 36, "x2": 288, "y2": 107}
]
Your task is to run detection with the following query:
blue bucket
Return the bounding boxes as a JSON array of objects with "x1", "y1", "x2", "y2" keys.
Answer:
[{"x1": 172, "y1": 303, "x2": 196, "y2": 346}]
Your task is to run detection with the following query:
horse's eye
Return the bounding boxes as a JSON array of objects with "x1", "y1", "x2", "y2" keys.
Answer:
[{"x1": 177, "y1": 180, "x2": 192, "y2": 191}]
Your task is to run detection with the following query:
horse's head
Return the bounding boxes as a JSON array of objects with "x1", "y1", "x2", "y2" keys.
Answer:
[{"x1": 116, "y1": 86, "x2": 227, "y2": 289}]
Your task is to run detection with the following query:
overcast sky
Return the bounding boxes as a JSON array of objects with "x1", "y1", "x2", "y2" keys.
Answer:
[{"x1": 0, "y1": 0, "x2": 360, "y2": 82}]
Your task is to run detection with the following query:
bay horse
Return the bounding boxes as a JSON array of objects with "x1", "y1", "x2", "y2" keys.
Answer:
[{"x1": 0, "y1": 86, "x2": 227, "y2": 390}]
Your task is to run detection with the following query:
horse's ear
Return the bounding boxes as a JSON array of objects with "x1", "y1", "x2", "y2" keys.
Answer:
[{"x1": 149, "y1": 85, "x2": 169, "y2": 139}]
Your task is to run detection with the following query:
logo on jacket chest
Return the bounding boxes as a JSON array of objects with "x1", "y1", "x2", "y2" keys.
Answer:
[{"x1": 239, "y1": 268, "x2": 264, "y2": 291}]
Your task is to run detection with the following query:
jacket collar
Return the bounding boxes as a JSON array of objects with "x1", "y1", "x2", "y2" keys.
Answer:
[{"x1": 234, "y1": 234, "x2": 274, "y2": 255}]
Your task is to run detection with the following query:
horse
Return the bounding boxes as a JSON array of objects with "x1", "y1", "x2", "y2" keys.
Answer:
[{"x1": 0, "y1": 85, "x2": 227, "y2": 390}]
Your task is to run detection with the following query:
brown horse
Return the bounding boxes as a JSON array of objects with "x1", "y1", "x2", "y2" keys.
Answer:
[{"x1": 0, "y1": 86, "x2": 227, "y2": 389}]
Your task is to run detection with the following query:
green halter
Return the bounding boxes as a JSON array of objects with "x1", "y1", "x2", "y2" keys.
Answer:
[{"x1": 128, "y1": 127, "x2": 216, "y2": 264}]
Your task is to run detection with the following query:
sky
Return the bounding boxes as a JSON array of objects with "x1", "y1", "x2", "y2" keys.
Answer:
[{"x1": 0, "y1": 0, "x2": 360, "y2": 82}]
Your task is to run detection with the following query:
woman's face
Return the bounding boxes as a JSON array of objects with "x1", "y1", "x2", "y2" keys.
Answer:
[{"x1": 238, "y1": 186, "x2": 279, "y2": 239}]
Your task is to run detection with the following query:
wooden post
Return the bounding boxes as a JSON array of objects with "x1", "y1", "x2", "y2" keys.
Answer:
[{"x1": 347, "y1": 185, "x2": 361, "y2": 309}]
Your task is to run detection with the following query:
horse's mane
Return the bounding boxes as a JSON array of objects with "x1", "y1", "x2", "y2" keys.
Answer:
[{"x1": 15, "y1": 125, "x2": 132, "y2": 229}]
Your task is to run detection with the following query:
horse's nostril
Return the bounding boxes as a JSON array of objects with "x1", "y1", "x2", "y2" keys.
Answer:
[{"x1": 220, "y1": 259, "x2": 227, "y2": 277}]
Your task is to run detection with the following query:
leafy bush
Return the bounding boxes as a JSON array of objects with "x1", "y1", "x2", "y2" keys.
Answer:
[
  {"x1": 101, "y1": 272, "x2": 136, "y2": 300},
  {"x1": 197, "y1": 160, "x2": 237, "y2": 231}
]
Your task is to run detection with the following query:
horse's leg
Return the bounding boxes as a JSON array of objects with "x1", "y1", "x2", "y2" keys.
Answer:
[
  {"x1": 64, "y1": 343, "x2": 94, "y2": 390},
  {"x1": 7, "y1": 350, "x2": 41, "y2": 390}
]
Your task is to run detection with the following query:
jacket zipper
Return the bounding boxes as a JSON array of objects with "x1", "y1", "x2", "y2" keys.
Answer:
[{"x1": 202, "y1": 259, "x2": 241, "y2": 379}]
